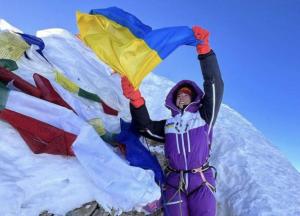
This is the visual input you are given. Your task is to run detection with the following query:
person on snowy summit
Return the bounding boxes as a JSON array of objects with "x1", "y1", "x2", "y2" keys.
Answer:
[{"x1": 121, "y1": 26, "x2": 224, "y2": 216}]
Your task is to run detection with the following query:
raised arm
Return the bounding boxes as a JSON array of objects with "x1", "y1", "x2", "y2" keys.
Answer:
[
  {"x1": 121, "y1": 77, "x2": 166, "y2": 142},
  {"x1": 193, "y1": 26, "x2": 224, "y2": 131}
]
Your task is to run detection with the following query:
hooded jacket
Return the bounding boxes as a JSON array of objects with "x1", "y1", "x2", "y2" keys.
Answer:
[{"x1": 130, "y1": 50, "x2": 223, "y2": 176}]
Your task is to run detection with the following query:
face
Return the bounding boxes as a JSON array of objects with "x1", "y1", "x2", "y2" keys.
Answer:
[{"x1": 176, "y1": 92, "x2": 192, "y2": 109}]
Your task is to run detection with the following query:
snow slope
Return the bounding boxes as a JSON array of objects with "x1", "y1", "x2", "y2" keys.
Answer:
[
  {"x1": 0, "y1": 20, "x2": 300, "y2": 215},
  {"x1": 142, "y1": 75, "x2": 300, "y2": 216},
  {"x1": 211, "y1": 105, "x2": 300, "y2": 216}
]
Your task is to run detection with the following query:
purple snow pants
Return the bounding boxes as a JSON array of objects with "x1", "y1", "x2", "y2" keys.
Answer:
[{"x1": 163, "y1": 168, "x2": 216, "y2": 216}]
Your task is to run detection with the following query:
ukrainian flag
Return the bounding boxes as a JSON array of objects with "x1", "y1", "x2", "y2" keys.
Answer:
[{"x1": 77, "y1": 7, "x2": 198, "y2": 88}]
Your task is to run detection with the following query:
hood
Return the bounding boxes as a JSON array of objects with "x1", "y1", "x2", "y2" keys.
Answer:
[{"x1": 165, "y1": 80, "x2": 203, "y2": 116}]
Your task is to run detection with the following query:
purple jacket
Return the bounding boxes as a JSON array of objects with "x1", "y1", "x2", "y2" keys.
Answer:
[
  {"x1": 164, "y1": 80, "x2": 211, "y2": 170},
  {"x1": 130, "y1": 50, "x2": 224, "y2": 191}
]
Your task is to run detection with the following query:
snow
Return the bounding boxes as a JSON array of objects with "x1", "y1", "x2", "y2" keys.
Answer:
[
  {"x1": 211, "y1": 105, "x2": 300, "y2": 215},
  {"x1": 1, "y1": 20, "x2": 300, "y2": 216},
  {"x1": 0, "y1": 19, "x2": 22, "y2": 33},
  {"x1": 141, "y1": 74, "x2": 300, "y2": 216},
  {"x1": 0, "y1": 121, "x2": 95, "y2": 216}
]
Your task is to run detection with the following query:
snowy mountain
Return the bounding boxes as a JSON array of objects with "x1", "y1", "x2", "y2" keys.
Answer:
[{"x1": 0, "y1": 20, "x2": 300, "y2": 216}]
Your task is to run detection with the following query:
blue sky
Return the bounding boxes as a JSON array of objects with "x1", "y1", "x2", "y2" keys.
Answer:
[{"x1": 1, "y1": 0, "x2": 299, "y2": 171}]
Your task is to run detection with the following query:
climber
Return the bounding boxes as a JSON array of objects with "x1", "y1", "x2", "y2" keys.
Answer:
[{"x1": 121, "y1": 26, "x2": 224, "y2": 215}]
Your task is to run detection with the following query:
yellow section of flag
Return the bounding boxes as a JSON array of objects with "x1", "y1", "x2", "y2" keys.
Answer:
[{"x1": 76, "y1": 12, "x2": 161, "y2": 89}]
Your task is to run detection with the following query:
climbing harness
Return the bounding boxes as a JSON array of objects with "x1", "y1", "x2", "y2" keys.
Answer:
[{"x1": 163, "y1": 162, "x2": 217, "y2": 215}]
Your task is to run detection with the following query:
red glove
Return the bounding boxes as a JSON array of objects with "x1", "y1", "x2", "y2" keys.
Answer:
[
  {"x1": 121, "y1": 76, "x2": 144, "y2": 108},
  {"x1": 192, "y1": 26, "x2": 211, "y2": 54}
]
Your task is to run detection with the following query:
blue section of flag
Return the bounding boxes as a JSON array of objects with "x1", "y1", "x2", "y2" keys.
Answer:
[
  {"x1": 90, "y1": 7, "x2": 152, "y2": 39},
  {"x1": 145, "y1": 27, "x2": 197, "y2": 59},
  {"x1": 90, "y1": 7, "x2": 199, "y2": 59},
  {"x1": 116, "y1": 119, "x2": 165, "y2": 184}
]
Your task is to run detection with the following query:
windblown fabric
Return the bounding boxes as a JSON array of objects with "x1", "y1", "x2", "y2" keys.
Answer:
[
  {"x1": 35, "y1": 28, "x2": 125, "y2": 115},
  {"x1": 0, "y1": 59, "x2": 18, "y2": 71},
  {"x1": 0, "y1": 85, "x2": 78, "y2": 155},
  {"x1": 77, "y1": 7, "x2": 198, "y2": 88},
  {"x1": 55, "y1": 71, "x2": 118, "y2": 116},
  {"x1": 0, "y1": 21, "x2": 162, "y2": 212},
  {"x1": 0, "y1": 31, "x2": 29, "y2": 61},
  {"x1": 0, "y1": 85, "x2": 160, "y2": 210},
  {"x1": 116, "y1": 120, "x2": 164, "y2": 184},
  {"x1": 0, "y1": 66, "x2": 74, "y2": 110},
  {"x1": 18, "y1": 33, "x2": 48, "y2": 61},
  {"x1": 10, "y1": 33, "x2": 119, "y2": 116},
  {"x1": 18, "y1": 33, "x2": 45, "y2": 54}
]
